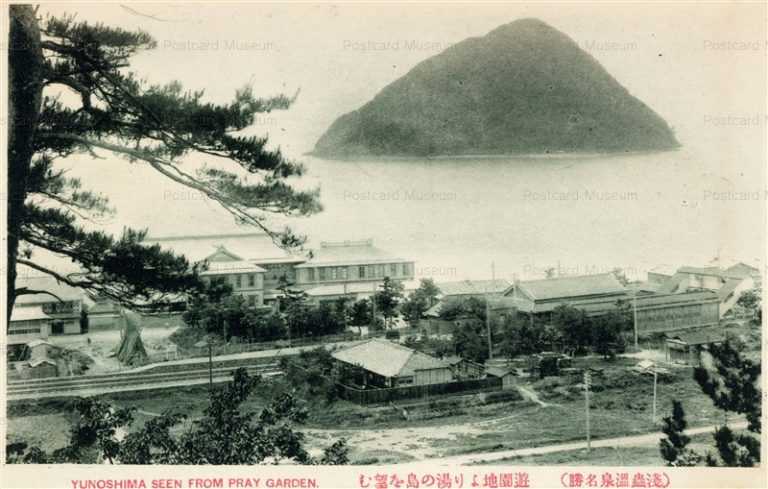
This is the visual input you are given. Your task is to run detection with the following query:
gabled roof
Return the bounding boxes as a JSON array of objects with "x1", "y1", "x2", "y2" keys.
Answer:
[
  {"x1": 668, "y1": 328, "x2": 725, "y2": 346},
  {"x1": 14, "y1": 276, "x2": 90, "y2": 306},
  {"x1": 513, "y1": 273, "x2": 626, "y2": 301},
  {"x1": 146, "y1": 232, "x2": 305, "y2": 265},
  {"x1": 725, "y1": 262, "x2": 760, "y2": 275},
  {"x1": 486, "y1": 366, "x2": 515, "y2": 377},
  {"x1": 436, "y1": 279, "x2": 511, "y2": 297},
  {"x1": 295, "y1": 240, "x2": 408, "y2": 268},
  {"x1": 10, "y1": 306, "x2": 51, "y2": 322},
  {"x1": 677, "y1": 266, "x2": 749, "y2": 281},
  {"x1": 486, "y1": 296, "x2": 535, "y2": 313},
  {"x1": 331, "y1": 338, "x2": 449, "y2": 378},
  {"x1": 677, "y1": 266, "x2": 724, "y2": 276}
]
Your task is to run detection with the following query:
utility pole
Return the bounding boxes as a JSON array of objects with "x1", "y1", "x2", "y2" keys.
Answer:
[
  {"x1": 652, "y1": 367, "x2": 658, "y2": 424},
  {"x1": 584, "y1": 369, "x2": 591, "y2": 452},
  {"x1": 343, "y1": 281, "x2": 349, "y2": 331},
  {"x1": 632, "y1": 288, "x2": 639, "y2": 351},
  {"x1": 485, "y1": 262, "x2": 495, "y2": 360},
  {"x1": 207, "y1": 342, "x2": 213, "y2": 390},
  {"x1": 371, "y1": 281, "x2": 377, "y2": 331}
]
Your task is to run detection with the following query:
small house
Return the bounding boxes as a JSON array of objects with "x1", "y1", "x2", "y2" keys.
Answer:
[
  {"x1": 485, "y1": 365, "x2": 516, "y2": 389},
  {"x1": 665, "y1": 329, "x2": 725, "y2": 366},
  {"x1": 332, "y1": 338, "x2": 453, "y2": 388}
]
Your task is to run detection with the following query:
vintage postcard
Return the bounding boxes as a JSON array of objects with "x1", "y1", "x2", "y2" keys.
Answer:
[{"x1": 1, "y1": 1, "x2": 766, "y2": 488}]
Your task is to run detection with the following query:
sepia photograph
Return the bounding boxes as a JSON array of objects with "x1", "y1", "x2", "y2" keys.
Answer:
[{"x1": 2, "y1": 1, "x2": 766, "y2": 487}]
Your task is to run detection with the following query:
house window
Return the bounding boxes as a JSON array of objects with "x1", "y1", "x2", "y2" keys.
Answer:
[
  {"x1": 339, "y1": 267, "x2": 347, "y2": 280},
  {"x1": 307, "y1": 268, "x2": 315, "y2": 281},
  {"x1": 330, "y1": 268, "x2": 337, "y2": 280},
  {"x1": 359, "y1": 266, "x2": 366, "y2": 278},
  {"x1": 235, "y1": 275, "x2": 242, "y2": 289},
  {"x1": 390, "y1": 264, "x2": 397, "y2": 276},
  {"x1": 319, "y1": 268, "x2": 326, "y2": 281},
  {"x1": 248, "y1": 274, "x2": 255, "y2": 287},
  {"x1": 248, "y1": 295, "x2": 257, "y2": 307}
]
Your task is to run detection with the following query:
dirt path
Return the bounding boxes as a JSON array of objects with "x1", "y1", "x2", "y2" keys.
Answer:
[
  {"x1": 403, "y1": 421, "x2": 749, "y2": 467},
  {"x1": 515, "y1": 384, "x2": 549, "y2": 407}
]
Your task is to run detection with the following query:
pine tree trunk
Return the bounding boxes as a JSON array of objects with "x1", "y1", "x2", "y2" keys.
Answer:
[{"x1": 7, "y1": 5, "x2": 44, "y2": 321}]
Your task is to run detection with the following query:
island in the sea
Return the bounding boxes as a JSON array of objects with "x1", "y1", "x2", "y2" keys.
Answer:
[{"x1": 312, "y1": 18, "x2": 679, "y2": 159}]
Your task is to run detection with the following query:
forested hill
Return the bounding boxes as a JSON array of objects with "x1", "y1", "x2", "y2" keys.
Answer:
[{"x1": 312, "y1": 18, "x2": 679, "y2": 158}]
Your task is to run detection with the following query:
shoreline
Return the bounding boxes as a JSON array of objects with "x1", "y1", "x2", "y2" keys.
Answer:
[{"x1": 305, "y1": 147, "x2": 682, "y2": 162}]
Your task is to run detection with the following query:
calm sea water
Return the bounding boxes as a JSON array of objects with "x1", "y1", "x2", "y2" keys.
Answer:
[
  {"x1": 62, "y1": 133, "x2": 765, "y2": 285},
  {"x1": 283, "y1": 145, "x2": 764, "y2": 283}
]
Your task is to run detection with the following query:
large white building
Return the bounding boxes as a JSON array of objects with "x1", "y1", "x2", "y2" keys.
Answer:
[{"x1": 146, "y1": 233, "x2": 414, "y2": 305}]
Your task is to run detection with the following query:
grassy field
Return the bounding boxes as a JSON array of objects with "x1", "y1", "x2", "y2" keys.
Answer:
[{"x1": 5, "y1": 350, "x2": 747, "y2": 464}]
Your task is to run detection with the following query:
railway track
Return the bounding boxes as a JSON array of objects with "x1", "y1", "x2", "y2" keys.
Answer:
[{"x1": 7, "y1": 362, "x2": 282, "y2": 401}]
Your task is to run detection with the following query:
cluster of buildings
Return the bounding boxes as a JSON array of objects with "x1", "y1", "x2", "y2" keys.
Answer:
[
  {"x1": 147, "y1": 233, "x2": 415, "y2": 307},
  {"x1": 425, "y1": 262, "x2": 759, "y2": 334},
  {"x1": 7, "y1": 233, "x2": 416, "y2": 357},
  {"x1": 7, "y1": 230, "x2": 760, "y2": 374}
]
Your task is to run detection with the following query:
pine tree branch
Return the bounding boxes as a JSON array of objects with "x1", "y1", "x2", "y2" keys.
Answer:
[
  {"x1": 40, "y1": 132, "x2": 288, "y2": 242},
  {"x1": 15, "y1": 287, "x2": 64, "y2": 303},
  {"x1": 17, "y1": 259, "x2": 97, "y2": 289}
]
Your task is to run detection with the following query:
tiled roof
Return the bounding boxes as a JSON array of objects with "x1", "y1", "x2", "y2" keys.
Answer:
[
  {"x1": 486, "y1": 366, "x2": 515, "y2": 377},
  {"x1": 436, "y1": 279, "x2": 511, "y2": 297},
  {"x1": 10, "y1": 306, "x2": 51, "y2": 322},
  {"x1": 668, "y1": 328, "x2": 725, "y2": 345},
  {"x1": 677, "y1": 266, "x2": 723, "y2": 276},
  {"x1": 677, "y1": 266, "x2": 749, "y2": 280},
  {"x1": 146, "y1": 232, "x2": 305, "y2": 264},
  {"x1": 295, "y1": 240, "x2": 408, "y2": 268},
  {"x1": 515, "y1": 273, "x2": 626, "y2": 301},
  {"x1": 724, "y1": 262, "x2": 760, "y2": 278},
  {"x1": 486, "y1": 296, "x2": 535, "y2": 313},
  {"x1": 14, "y1": 276, "x2": 90, "y2": 305},
  {"x1": 331, "y1": 338, "x2": 449, "y2": 378}
]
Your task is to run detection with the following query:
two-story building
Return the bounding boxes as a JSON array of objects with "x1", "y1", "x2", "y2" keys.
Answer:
[
  {"x1": 8, "y1": 275, "x2": 93, "y2": 360},
  {"x1": 293, "y1": 240, "x2": 415, "y2": 303},
  {"x1": 147, "y1": 234, "x2": 415, "y2": 306},
  {"x1": 200, "y1": 251, "x2": 267, "y2": 307}
]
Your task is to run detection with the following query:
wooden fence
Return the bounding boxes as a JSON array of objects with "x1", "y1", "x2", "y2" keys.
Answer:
[{"x1": 337, "y1": 377, "x2": 502, "y2": 405}]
